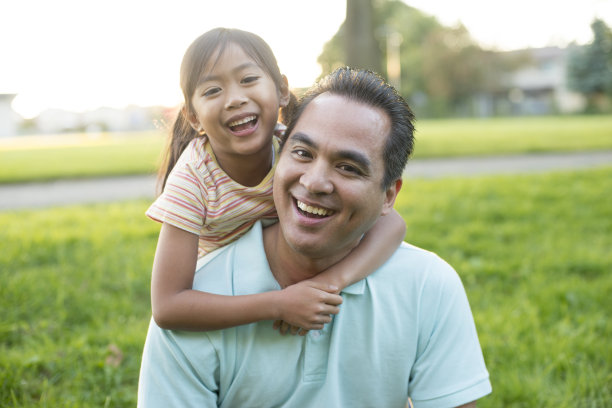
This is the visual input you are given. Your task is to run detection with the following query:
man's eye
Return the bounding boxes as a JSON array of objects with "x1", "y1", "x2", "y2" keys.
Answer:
[
  {"x1": 338, "y1": 164, "x2": 362, "y2": 175},
  {"x1": 292, "y1": 149, "x2": 312, "y2": 159}
]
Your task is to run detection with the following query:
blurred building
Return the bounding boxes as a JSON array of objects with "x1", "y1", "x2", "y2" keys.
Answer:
[
  {"x1": 34, "y1": 105, "x2": 162, "y2": 134},
  {"x1": 478, "y1": 47, "x2": 586, "y2": 116},
  {"x1": 0, "y1": 94, "x2": 19, "y2": 137}
]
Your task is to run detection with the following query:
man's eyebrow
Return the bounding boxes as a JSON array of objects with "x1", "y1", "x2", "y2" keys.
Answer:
[
  {"x1": 288, "y1": 132, "x2": 317, "y2": 148},
  {"x1": 288, "y1": 132, "x2": 372, "y2": 170},
  {"x1": 197, "y1": 62, "x2": 260, "y2": 85},
  {"x1": 337, "y1": 149, "x2": 371, "y2": 171}
]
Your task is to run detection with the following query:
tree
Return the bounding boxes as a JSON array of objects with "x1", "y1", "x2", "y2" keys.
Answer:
[
  {"x1": 567, "y1": 19, "x2": 612, "y2": 112},
  {"x1": 345, "y1": 0, "x2": 382, "y2": 73},
  {"x1": 318, "y1": 0, "x2": 511, "y2": 117}
]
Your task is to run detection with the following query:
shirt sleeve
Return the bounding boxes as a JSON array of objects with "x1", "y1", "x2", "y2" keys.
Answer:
[
  {"x1": 408, "y1": 256, "x2": 492, "y2": 407},
  {"x1": 137, "y1": 319, "x2": 219, "y2": 408},
  {"x1": 146, "y1": 161, "x2": 207, "y2": 235}
]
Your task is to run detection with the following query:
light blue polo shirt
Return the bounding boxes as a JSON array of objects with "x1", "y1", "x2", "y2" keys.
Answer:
[{"x1": 138, "y1": 221, "x2": 491, "y2": 407}]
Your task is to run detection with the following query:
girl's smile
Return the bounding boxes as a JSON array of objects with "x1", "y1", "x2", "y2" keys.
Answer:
[{"x1": 226, "y1": 113, "x2": 259, "y2": 137}]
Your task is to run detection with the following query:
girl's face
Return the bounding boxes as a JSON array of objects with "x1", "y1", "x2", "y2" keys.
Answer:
[{"x1": 188, "y1": 43, "x2": 289, "y2": 168}]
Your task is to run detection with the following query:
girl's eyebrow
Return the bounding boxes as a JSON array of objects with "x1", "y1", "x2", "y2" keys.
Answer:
[
  {"x1": 197, "y1": 62, "x2": 260, "y2": 86},
  {"x1": 289, "y1": 132, "x2": 372, "y2": 170}
]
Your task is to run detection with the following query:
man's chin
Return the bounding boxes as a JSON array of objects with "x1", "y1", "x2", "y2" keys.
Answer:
[
  {"x1": 287, "y1": 240, "x2": 327, "y2": 257},
  {"x1": 285, "y1": 235, "x2": 357, "y2": 264}
]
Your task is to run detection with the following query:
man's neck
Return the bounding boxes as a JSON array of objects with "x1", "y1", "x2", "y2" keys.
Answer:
[{"x1": 262, "y1": 223, "x2": 351, "y2": 288}]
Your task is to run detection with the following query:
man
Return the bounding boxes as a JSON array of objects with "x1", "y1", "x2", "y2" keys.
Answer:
[{"x1": 138, "y1": 68, "x2": 492, "y2": 407}]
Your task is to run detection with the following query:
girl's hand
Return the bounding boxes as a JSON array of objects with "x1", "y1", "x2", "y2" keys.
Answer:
[
  {"x1": 273, "y1": 320, "x2": 309, "y2": 336},
  {"x1": 274, "y1": 280, "x2": 342, "y2": 334}
]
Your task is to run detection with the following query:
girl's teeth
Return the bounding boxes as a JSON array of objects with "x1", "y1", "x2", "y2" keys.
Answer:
[
  {"x1": 297, "y1": 200, "x2": 331, "y2": 216},
  {"x1": 229, "y1": 115, "x2": 256, "y2": 127}
]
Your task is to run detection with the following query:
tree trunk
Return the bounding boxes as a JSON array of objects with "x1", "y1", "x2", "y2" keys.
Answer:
[{"x1": 345, "y1": 0, "x2": 382, "y2": 74}]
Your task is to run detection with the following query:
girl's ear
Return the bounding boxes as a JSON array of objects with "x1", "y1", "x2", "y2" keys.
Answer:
[
  {"x1": 182, "y1": 105, "x2": 202, "y2": 133},
  {"x1": 278, "y1": 75, "x2": 290, "y2": 108}
]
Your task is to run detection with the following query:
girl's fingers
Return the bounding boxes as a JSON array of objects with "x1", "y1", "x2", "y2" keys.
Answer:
[
  {"x1": 317, "y1": 305, "x2": 340, "y2": 317},
  {"x1": 307, "y1": 281, "x2": 342, "y2": 296},
  {"x1": 319, "y1": 315, "x2": 332, "y2": 324},
  {"x1": 326, "y1": 306, "x2": 341, "y2": 316},
  {"x1": 280, "y1": 321, "x2": 289, "y2": 334},
  {"x1": 323, "y1": 293, "x2": 343, "y2": 306}
]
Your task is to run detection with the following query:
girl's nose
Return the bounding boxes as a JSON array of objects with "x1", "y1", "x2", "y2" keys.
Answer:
[
  {"x1": 225, "y1": 87, "x2": 248, "y2": 110},
  {"x1": 299, "y1": 162, "x2": 333, "y2": 195}
]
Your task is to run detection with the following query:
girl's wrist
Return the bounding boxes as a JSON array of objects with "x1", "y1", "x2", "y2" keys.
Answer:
[
  {"x1": 265, "y1": 290, "x2": 284, "y2": 321},
  {"x1": 312, "y1": 269, "x2": 345, "y2": 292}
]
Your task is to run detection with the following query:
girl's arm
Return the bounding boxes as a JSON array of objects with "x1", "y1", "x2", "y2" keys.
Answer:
[
  {"x1": 310, "y1": 209, "x2": 406, "y2": 291},
  {"x1": 151, "y1": 222, "x2": 342, "y2": 331}
]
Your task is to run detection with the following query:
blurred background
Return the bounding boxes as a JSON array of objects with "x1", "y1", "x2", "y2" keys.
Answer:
[
  {"x1": 2, "y1": 1, "x2": 612, "y2": 407},
  {"x1": 1, "y1": 0, "x2": 611, "y2": 137}
]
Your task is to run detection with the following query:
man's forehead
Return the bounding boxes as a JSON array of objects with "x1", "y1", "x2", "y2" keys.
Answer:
[
  {"x1": 302, "y1": 93, "x2": 388, "y2": 126},
  {"x1": 291, "y1": 93, "x2": 390, "y2": 151}
]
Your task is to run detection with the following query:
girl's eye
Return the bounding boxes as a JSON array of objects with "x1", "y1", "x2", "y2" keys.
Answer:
[
  {"x1": 242, "y1": 75, "x2": 259, "y2": 84},
  {"x1": 203, "y1": 87, "x2": 221, "y2": 97}
]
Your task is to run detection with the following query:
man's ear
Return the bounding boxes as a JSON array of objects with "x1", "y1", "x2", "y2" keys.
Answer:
[
  {"x1": 381, "y1": 178, "x2": 402, "y2": 216},
  {"x1": 278, "y1": 75, "x2": 290, "y2": 108},
  {"x1": 182, "y1": 105, "x2": 201, "y2": 132}
]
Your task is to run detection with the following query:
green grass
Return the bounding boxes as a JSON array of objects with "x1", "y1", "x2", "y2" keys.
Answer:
[
  {"x1": 1, "y1": 115, "x2": 611, "y2": 183},
  {"x1": 0, "y1": 131, "x2": 165, "y2": 184},
  {"x1": 396, "y1": 167, "x2": 612, "y2": 407},
  {"x1": 2, "y1": 167, "x2": 611, "y2": 406},
  {"x1": 0, "y1": 201, "x2": 158, "y2": 407},
  {"x1": 413, "y1": 115, "x2": 612, "y2": 158}
]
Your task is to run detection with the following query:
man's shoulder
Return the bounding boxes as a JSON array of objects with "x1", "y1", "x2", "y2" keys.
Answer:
[
  {"x1": 193, "y1": 222, "x2": 271, "y2": 295},
  {"x1": 373, "y1": 241, "x2": 459, "y2": 287},
  {"x1": 390, "y1": 241, "x2": 450, "y2": 271},
  {"x1": 197, "y1": 222, "x2": 264, "y2": 265}
]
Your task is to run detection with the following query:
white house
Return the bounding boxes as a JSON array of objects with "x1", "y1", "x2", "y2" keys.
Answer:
[
  {"x1": 0, "y1": 94, "x2": 19, "y2": 137},
  {"x1": 500, "y1": 47, "x2": 586, "y2": 115}
]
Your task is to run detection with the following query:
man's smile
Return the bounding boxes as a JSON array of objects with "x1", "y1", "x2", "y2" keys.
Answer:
[{"x1": 295, "y1": 198, "x2": 335, "y2": 218}]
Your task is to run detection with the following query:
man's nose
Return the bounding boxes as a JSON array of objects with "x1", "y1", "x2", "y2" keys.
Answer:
[
  {"x1": 225, "y1": 86, "x2": 248, "y2": 109},
  {"x1": 299, "y1": 161, "x2": 333, "y2": 194}
]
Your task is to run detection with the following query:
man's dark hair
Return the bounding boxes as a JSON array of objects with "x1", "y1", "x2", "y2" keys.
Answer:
[{"x1": 283, "y1": 67, "x2": 415, "y2": 189}]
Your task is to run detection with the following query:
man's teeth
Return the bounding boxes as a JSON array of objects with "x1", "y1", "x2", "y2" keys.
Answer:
[
  {"x1": 228, "y1": 115, "x2": 256, "y2": 127},
  {"x1": 297, "y1": 200, "x2": 332, "y2": 216}
]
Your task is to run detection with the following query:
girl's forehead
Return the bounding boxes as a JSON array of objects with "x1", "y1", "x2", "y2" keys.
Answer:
[{"x1": 205, "y1": 43, "x2": 260, "y2": 72}]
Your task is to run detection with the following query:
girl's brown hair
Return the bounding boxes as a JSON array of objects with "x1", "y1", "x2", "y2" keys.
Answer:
[{"x1": 157, "y1": 27, "x2": 296, "y2": 192}]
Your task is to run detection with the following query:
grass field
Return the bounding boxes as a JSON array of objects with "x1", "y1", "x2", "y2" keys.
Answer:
[
  {"x1": 2, "y1": 166, "x2": 611, "y2": 407},
  {"x1": 1, "y1": 115, "x2": 611, "y2": 183},
  {"x1": 413, "y1": 114, "x2": 612, "y2": 157},
  {"x1": 0, "y1": 131, "x2": 165, "y2": 184}
]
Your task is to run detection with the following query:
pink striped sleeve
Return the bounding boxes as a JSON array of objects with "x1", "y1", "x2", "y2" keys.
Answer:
[{"x1": 146, "y1": 162, "x2": 207, "y2": 235}]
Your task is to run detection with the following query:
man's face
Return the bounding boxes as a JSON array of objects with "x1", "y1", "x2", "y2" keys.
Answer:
[{"x1": 273, "y1": 93, "x2": 400, "y2": 260}]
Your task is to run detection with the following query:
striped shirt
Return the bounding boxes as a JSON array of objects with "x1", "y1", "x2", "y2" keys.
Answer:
[{"x1": 146, "y1": 136, "x2": 278, "y2": 258}]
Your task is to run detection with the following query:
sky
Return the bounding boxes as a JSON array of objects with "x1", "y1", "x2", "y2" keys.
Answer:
[{"x1": 1, "y1": 0, "x2": 610, "y2": 118}]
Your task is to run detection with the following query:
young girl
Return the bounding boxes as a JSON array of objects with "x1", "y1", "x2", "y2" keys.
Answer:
[{"x1": 147, "y1": 27, "x2": 406, "y2": 335}]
